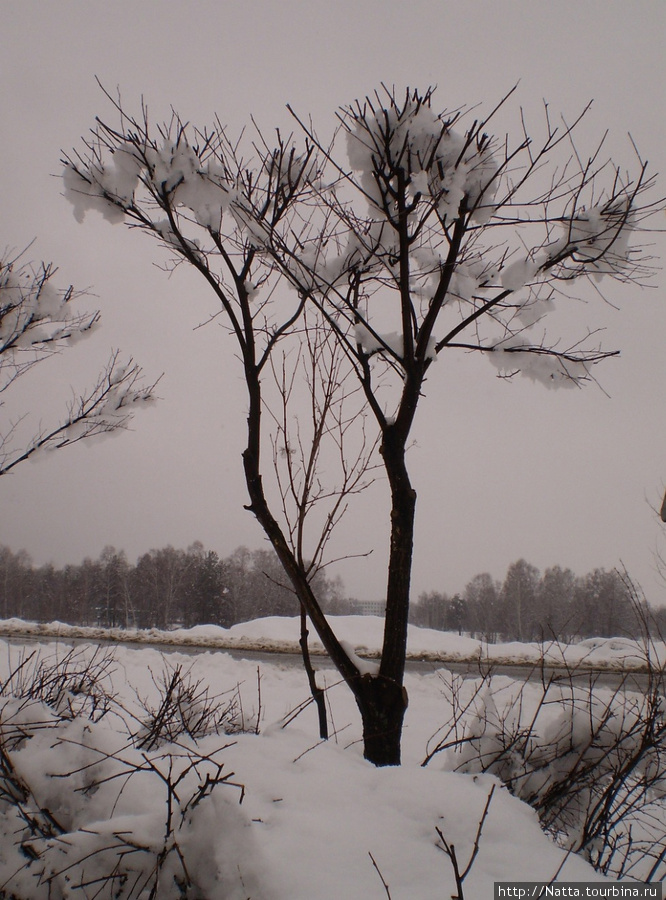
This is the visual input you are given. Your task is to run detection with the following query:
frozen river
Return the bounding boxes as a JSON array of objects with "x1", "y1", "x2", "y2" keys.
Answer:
[{"x1": 3, "y1": 632, "x2": 657, "y2": 693}]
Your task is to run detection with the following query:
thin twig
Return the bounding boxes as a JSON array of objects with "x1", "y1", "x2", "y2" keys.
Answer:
[{"x1": 368, "y1": 851, "x2": 392, "y2": 899}]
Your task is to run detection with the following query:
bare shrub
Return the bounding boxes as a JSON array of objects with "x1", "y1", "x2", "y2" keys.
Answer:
[
  {"x1": 0, "y1": 644, "x2": 118, "y2": 722},
  {"x1": 133, "y1": 660, "x2": 260, "y2": 749},
  {"x1": 0, "y1": 251, "x2": 157, "y2": 478}
]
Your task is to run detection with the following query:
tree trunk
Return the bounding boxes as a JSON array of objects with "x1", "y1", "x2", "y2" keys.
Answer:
[
  {"x1": 355, "y1": 674, "x2": 408, "y2": 766},
  {"x1": 355, "y1": 421, "x2": 416, "y2": 766},
  {"x1": 378, "y1": 424, "x2": 417, "y2": 685},
  {"x1": 244, "y1": 355, "x2": 414, "y2": 765}
]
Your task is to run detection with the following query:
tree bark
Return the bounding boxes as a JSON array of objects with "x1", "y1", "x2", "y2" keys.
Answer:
[
  {"x1": 353, "y1": 420, "x2": 416, "y2": 766},
  {"x1": 379, "y1": 422, "x2": 417, "y2": 688},
  {"x1": 355, "y1": 674, "x2": 408, "y2": 766}
]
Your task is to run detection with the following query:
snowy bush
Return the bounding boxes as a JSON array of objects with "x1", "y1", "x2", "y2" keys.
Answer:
[
  {"x1": 0, "y1": 648, "x2": 262, "y2": 899},
  {"x1": 425, "y1": 664, "x2": 666, "y2": 880},
  {"x1": 0, "y1": 631, "x2": 630, "y2": 897}
]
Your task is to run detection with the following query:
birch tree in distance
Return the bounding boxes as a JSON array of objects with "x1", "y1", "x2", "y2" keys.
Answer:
[{"x1": 64, "y1": 85, "x2": 661, "y2": 765}]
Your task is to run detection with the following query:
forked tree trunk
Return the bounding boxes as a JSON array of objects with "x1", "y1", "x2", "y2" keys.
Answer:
[{"x1": 243, "y1": 358, "x2": 416, "y2": 766}]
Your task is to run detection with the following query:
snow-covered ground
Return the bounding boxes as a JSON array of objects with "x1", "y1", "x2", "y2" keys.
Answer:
[{"x1": 0, "y1": 617, "x2": 663, "y2": 898}]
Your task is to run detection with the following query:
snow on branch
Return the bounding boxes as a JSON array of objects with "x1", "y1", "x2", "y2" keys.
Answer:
[
  {"x1": 60, "y1": 83, "x2": 666, "y2": 504},
  {"x1": 340, "y1": 85, "x2": 499, "y2": 226},
  {"x1": 62, "y1": 85, "x2": 663, "y2": 401},
  {"x1": 1, "y1": 352, "x2": 158, "y2": 476},
  {"x1": 0, "y1": 254, "x2": 98, "y2": 392},
  {"x1": 0, "y1": 250, "x2": 158, "y2": 477},
  {"x1": 484, "y1": 342, "x2": 610, "y2": 389}
]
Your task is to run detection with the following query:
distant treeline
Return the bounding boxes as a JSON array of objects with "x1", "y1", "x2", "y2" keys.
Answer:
[
  {"x1": 0, "y1": 544, "x2": 662, "y2": 642},
  {"x1": 0, "y1": 543, "x2": 348, "y2": 631},
  {"x1": 410, "y1": 559, "x2": 664, "y2": 642}
]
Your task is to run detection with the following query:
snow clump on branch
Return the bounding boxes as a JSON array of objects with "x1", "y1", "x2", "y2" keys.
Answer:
[
  {"x1": 0, "y1": 258, "x2": 98, "y2": 356},
  {"x1": 63, "y1": 143, "x2": 143, "y2": 225},
  {"x1": 344, "y1": 91, "x2": 499, "y2": 223},
  {"x1": 354, "y1": 322, "x2": 437, "y2": 362},
  {"x1": 550, "y1": 201, "x2": 636, "y2": 281},
  {"x1": 486, "y1": 344, "x2": 591, "y2": 389},
  {"x1": 64, "y1": 139, "x2": 235, "y2": 232}
]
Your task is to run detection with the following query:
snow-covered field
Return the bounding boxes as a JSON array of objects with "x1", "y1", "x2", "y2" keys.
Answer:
[{"x1": 0, "y1": 616, "x2": 663, "y2": 898}]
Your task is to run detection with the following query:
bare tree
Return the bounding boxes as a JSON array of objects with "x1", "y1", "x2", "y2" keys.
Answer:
[
  {"x1": 63, "y1": 83, "x2": 662, "y2": 765},
  {"x1": 500, "y1": 559, "x2": 540, "y2": 641},
  {"x1": 0, "y1": 249, "x2": 157, "y2": 475}
]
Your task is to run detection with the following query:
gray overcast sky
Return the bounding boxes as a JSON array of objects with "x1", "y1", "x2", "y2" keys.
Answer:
[{"x1": 2, "y1": 0, "x2": 666, "y2": 603}]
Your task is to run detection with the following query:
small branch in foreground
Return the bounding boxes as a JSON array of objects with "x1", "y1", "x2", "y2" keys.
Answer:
[
  {"x1": 369, "y1": 851, "x2": 392, "y2": 899},
  {"x1": 436, "y1": 784, "x2": 495, "y2": 900},
  {"x1": 299, "y1": 607, "x2": 329, "y2": 739}
]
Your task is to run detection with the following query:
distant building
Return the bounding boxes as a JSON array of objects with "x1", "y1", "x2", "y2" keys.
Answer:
[{"x1": 356, "y1": 599, "x2": 386, "y2": 617}]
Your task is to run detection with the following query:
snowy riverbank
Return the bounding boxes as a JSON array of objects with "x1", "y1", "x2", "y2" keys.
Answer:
[{"x1": 0, "y1": 614, "x2": 663, "y2": 671}]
